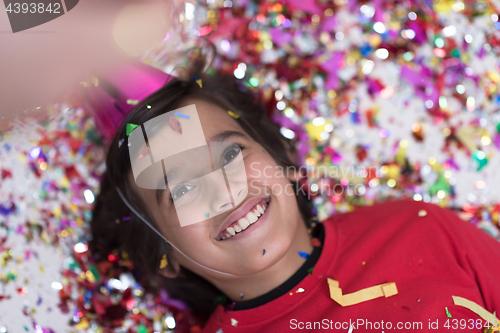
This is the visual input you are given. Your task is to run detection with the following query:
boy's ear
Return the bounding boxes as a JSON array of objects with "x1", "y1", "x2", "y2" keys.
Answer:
[{"x1": 157, "y1": 258, "x2": 181, "y2": 279}]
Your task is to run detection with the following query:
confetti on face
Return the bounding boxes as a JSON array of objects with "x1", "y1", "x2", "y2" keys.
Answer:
[
  {"x1": 174, "y1": 112, "x2": 190, "y2": 119},
  {"x1": 227, "y1": 110, "x2": 239, "y2": 119}
]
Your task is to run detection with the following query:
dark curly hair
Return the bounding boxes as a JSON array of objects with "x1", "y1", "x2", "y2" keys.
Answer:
[{"x1": 89, "y1": 47, "x2": 313, "y2": 322}]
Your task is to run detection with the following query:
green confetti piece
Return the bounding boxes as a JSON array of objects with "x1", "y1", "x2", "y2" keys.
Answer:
[
  {"x1": 137, "y1": 324, "x2": 147, "y2": 333},
  {"x1": 307, "y1": 267, "x2": 313, "y2": 275},
  {"x1": 89, "y1": 264, "x2": 101, "y2": 282},
  {"x1": 472, "y1": 150, "x2": 488, "y2": 171},
  {"x1": 496, "y1": 122, "x2": 500, "y2": 133},
  {"x1": 428, "y1": 174, "x2": 450, "y2": 197},
  {"x1": 205, "y1": 213, "x2": 209, "y2": 218},
  {"x1": 127, "y1": 99, "x2": 139, "y2": 105},
  {"x1": 445, "y1": 307, "x2": 452, "y2": 318},
  {"x1": 126, "y1": 123, "x2": 139, "y2": 136},
  {"x1": 213, "y1": 295, "x2": 227, "y2": 305}
]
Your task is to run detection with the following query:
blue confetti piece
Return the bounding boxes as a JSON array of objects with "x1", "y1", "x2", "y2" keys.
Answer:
[
  {"x1": 298, "y1": 251, "x2": 310, "y2": 259},
  {"x1": 174, "y1": 112, "x2": 190, "y2": 119}
]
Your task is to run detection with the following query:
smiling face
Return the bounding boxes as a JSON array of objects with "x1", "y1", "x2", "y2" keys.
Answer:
[{"x1": 130, "y1": 98, "x2": 309, "y2": 282}]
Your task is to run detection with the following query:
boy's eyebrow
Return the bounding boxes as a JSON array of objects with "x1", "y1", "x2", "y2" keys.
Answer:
[
  {"x1": 155, "y1": 130, "x2": 247, "y2": 205},
  {"x1": 210, "y1": 130, "x2": 248, "y2": 142}
]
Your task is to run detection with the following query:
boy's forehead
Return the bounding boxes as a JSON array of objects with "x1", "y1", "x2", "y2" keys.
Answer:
[{"x1": 178, "y1": 98, "x2": 244, "y2": 140}]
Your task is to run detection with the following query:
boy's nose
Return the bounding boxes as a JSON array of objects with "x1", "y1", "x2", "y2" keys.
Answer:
[{"x1": 208, "y1": 175, "x2": 234, "y2": 214}]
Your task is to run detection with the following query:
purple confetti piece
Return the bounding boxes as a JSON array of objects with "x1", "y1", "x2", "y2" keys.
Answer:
[
  {"x1": 493, "y1": 133, "x2": 500, "y2": 149},
  {"x1": 321, "y1": 52, "x2": 344, "y2": 90},
  {"x1": 320, "y1": 16, "x2": 336, "y2": 32},
  {"x1": 285, "y1": 0, "x2": 322, "y2": 15},
  {"x1": 270, "y1": 27, "x2": 293, "y2": 47}
]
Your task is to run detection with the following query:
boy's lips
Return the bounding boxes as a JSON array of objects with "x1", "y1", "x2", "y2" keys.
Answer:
[{"x1": 215, "y1": 196, "x2": 270, "y2": 240}]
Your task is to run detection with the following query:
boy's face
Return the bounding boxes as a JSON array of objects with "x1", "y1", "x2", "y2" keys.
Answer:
[{"x1": 130, "y1": 98, "x2": 305, "y2": 278}]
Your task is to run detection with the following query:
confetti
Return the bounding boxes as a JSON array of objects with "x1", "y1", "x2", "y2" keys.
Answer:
[
  {"x1": 2, "y1": 1, "x2": 500, "y2": 332},
  {"x1": 298, "y1": 251, "x2": 310, "y2": 259},
  {"x1": 263, "y1": 249, "x2": 266, "y2": 256},
  {"x1": 452, "y1": 296, "x2": 499, "y2": 327},
  {"x1": 174, "y1": 112, "x2": 190, "y2": 119},
  {"x1": 311, "y1": 237, "x2": 322, "y2": 247},
  {"x1": 196, "y1": 79, "x2": 203, "y2": 88},
  {"x1": 169, "y1": 116, "x2": 182, "y2": 134},
  {"x1": 126, "y1": 99, "x2": 139, "y2": 105},
  {"x1": 230, "y1": 318, "x2": 238, "y2": 327},
  {"x1": 307, "y1": 267, "x2": 313, "y2": 275},
  {"x1": 327, "y1": 278, "x2": 398, "y2": 307},
  {"x1": 126, "y1": 123, "x2": 139, "y2": 136},
  {"x1": 227, "y1": 110, "x2": 239, "y2": 119},
  {"x1": 159, "y1": 254, "x2": 168, "y2": 269},
  {"x1": 418, "y1": 210, "x2": 427, "y2": 217}
]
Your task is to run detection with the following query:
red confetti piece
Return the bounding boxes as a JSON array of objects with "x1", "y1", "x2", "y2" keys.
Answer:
[{"x1": 311, "y1": 237, "x2": 322, "y2": 247}]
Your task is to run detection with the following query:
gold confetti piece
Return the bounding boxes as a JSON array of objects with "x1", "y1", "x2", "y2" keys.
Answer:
[
  {"x1": 227, "y1": 110, "x2": 240, "y2": 119},
  {"x1": 327, "y1": 278, "x2": 398, "y2": 307},
  {"x1": 231, "y1": 318, "x2": 238, "y2": 327},
  {"x1": 418, "y1": 209, "x2": 427, "y2": 217},
  {"x1": 75, "y1": 318, "x2": 89, "y2": 330},
  {"x1": 196, "y1": 79, "x2": 203, "y2": 88},
  {"x1": 159, "y1": 254, "x2": 168, "y2": 269},
  {"x1": 296, "y1": 288, "x2": 305, "y2": 293},
  {"x1": 452, "y1": 296, "x2": 499, "y2": 328}
]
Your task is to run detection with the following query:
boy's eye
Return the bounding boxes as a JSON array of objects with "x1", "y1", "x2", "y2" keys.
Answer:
[
  {"x1": 222, "y1": 146, "x2": 241, "y2": 165},
  {"x1": 172, "y1": 184, "x2": 195, "y2": 201}
]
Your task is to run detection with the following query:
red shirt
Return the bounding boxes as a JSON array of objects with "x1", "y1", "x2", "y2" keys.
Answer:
[{"x1": 202, "y1": 199, "x2": 500, "y2": 332}]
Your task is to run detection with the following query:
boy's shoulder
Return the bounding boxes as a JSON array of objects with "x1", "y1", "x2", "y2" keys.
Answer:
[{"x1": 321, "y1": 199, "x2": 466, "y2": 243}]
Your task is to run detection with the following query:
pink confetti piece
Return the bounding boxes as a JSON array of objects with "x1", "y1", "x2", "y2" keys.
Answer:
[{"x1": 169, "y1": 116, "x2": 182, "y2": 134}]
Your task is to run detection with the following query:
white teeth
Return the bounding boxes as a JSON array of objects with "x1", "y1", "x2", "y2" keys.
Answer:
[
  {"x1": 238, "y1": 218, "x2": 250, "y2": 230},
  {"x1": 246, "y1": 212, "x2": 258, "y2": 224},
  {"x1": 221, "y1": 201, "x2": 269, "y2": 240}
]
